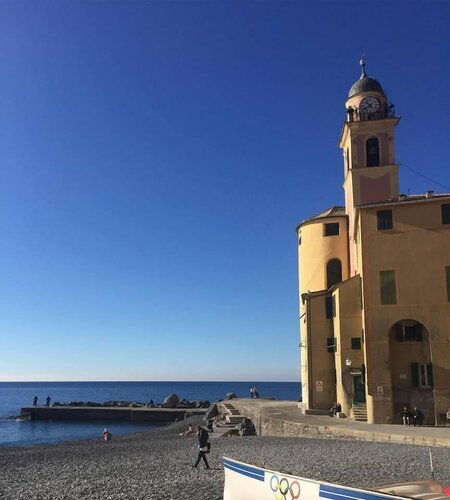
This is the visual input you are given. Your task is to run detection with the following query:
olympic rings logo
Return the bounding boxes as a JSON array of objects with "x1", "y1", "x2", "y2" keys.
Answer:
[{"x1": 269, "y1": 475, "x2": 301, "y2": 500}]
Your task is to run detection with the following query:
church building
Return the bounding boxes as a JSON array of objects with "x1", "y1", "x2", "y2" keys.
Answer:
[{"x1": 297, "y1": 60, "x2": 450, "y2": 424}]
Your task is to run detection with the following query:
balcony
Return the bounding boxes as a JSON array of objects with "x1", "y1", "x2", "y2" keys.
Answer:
[{"x1": 346, "y1": 104, "x2": 396, "y2": 123}]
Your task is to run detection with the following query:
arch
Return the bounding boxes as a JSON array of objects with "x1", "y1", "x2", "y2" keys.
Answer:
[
  {"x1": 326, "y1": 259, "x2": 342, "y2": 288},
  {"x1": 387, "y1": 319, "x2": 434, "y2": 424},
  {"x1": 366, "y1": 136, "x2": 380, "y2": 167}
]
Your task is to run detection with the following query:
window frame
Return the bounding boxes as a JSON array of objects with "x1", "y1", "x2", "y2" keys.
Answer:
[
  {"x1": 377, "y1": 209, "x2": 393, "y2": 230},
  {"x1": 446, "y1": 266, "x2": 450, "y2": 302},
  {"x1": 351, "y1": 337, "x2": 361, "y2": 350},
  {"x1": 442, "y1": 204, "x2": 450, "y2": 225},
  {"x1": 326, "y1": 259, "x2": 342, "y2": 288},
  {"x1": 380, "y1": 270, "x2": 397, "y2": 305},
  {"x1": 366, "y1": 136, "x2": 380, "y2": 167},
  {"x1": 411, "y1": 363, "x2": 433, "y2": 388},
  {"x1": 323, "y1": 222, "x2": 340, "y2": 237},
  {"x1": 327, "y1": 337, "x2": 337, "y2": 353}
]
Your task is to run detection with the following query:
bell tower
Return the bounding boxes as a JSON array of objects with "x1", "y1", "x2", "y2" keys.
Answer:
[{"x1": 339, "y1": 59, "x2": 400, "y2": 273}]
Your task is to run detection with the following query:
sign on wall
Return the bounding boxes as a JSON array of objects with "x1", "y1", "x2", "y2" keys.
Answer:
[{"x1": 315, "y1": 381, "x2": 323, "y2": 392}]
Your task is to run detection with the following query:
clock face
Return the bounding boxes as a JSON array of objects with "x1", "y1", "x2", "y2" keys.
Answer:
[{"x1": 360, "y1": 96, "x2": 380, "y2": 113}]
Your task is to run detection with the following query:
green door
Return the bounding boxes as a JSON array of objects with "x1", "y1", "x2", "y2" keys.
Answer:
[{"x1": 353, "y1": 375, "x2": 366, "y2": 403}]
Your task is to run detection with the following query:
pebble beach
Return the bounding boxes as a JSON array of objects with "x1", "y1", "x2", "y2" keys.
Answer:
[{"x1": 1, "y1": 416, "x2": 449, "y2": 500}]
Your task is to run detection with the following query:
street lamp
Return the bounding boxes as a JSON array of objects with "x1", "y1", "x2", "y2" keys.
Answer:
[{"x1": 345, "y1": 358, "x2": 352, "y2": 368}]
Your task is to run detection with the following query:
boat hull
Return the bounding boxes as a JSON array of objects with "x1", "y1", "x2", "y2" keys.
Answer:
[{"x1": 223, "y1": 457, "x2": 449, "y2": 500}]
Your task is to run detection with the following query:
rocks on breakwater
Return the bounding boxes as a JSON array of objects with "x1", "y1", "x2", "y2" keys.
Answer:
[{"x1": 50, "y1": 393, "x2": 211, "y2": 410}]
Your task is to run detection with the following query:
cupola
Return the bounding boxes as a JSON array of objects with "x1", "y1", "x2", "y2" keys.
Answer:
[{"x1": 348, "y1": 59, "x2": 385, "y2": 98}]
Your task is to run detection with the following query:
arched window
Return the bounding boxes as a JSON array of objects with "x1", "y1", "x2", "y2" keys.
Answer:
[
  {"x1": 366, "y1": 137, "x2": 380, "y2": 167},
  {"x1": 327, "y1": 259, "x2": 342, "y2": 288}
]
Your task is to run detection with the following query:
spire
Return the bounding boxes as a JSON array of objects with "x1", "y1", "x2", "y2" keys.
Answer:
[{"x1": 359, "y1": 57, "x2": 367, "y2": 79}]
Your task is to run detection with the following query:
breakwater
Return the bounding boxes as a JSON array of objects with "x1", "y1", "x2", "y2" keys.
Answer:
[{"x1": 21, "y1": 406, "x2": 206, "y2": 423}]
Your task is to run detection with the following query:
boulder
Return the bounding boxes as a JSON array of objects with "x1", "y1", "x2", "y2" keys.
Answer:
[
  {"x1": 177, "y1": 399, "x2": 194, "y2": 408},
  {"x1": 162, "y1": 393, "x2": 180, "y2": 408},
  {"x1": 226, "y1": 392, "x2": 237, "y2": 400},
  {"x1": 195, "y1": 400, "x2": 210, "y2": 409}
]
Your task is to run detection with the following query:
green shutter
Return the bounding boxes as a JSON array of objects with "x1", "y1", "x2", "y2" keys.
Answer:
[
  {"x1": 395, "y1": 324, "x2": 403, "y2": 341},
  {"x1": 411, "y1": 363, "x2": 419, "y2": 387},
  {"x1": 427, "y1": 364, "x2": 434, "y2": 388},
  {"x1": 415, "y1": 324, "x2": 423, "y2": 341},
  {"x1": 446, "y1": 266, "x2": 450, "y2": 302}
]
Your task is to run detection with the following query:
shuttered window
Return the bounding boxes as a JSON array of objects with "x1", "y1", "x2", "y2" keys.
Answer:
[{"x1": 380, "y1": 270, "x2": 397, "y2": 305}]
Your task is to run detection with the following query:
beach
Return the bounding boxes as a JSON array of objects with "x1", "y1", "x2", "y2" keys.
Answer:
[{"x1": 1, "y1": 416, "x2": 449, "y2": 499}]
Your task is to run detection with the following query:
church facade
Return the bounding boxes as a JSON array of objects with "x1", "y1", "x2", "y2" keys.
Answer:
[{"x1": 297, "y1": 61, "x2": 450, "y2": 424}]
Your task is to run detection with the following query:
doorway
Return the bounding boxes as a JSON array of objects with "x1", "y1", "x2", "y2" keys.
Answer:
[{"x1": 353, "y1": 375, "x2": 366, "y2": 403}]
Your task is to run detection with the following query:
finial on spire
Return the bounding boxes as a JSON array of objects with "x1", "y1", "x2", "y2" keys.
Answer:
[{"x1": 359, "y1": 55, "x2": 367, "y2": 79}]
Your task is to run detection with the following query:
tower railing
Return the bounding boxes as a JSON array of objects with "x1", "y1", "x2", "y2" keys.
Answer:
[{"x1": 346, "y1": 105, "x2": 396, "y2": 123}]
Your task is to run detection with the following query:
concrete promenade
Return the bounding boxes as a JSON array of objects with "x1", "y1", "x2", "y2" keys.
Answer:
[{"x1": 225, "y1": 399, "x2": 450, "y2": 448}]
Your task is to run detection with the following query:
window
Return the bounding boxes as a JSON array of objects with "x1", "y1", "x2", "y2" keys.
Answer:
[
  {"x1": 351, "y1": 338, "x2": 361, "y2": 350},
  {"x1": 366, "y1": 137, "x2": 380, "y2": 167},
  {"x1": 325, "y1": 296, "x2": 333, "y2": 319},
  {"x1": 411, "y1": 363, "x2": 433, "y2": 388},
  {"x1": 327, "y1": 259, "x2": 342, "y2": 288},
  {"x1": 446, "y1": 266, "x2": 450, "y2": 301},
  {"x1": 377, "y1": 210, "x2": 393, "y2": 230},
  {"x1": 395, "y1": 323, "x2": 423, "y2": 342},
  {"x1": 380, "y1": 270, "x2": 396, "y2": 305},
  {"x1": 298, "y1": 235, "x2": 302, "y2": 246},
  {"x1": 442, "y1": 204, "x2": 450, "y2": 224},
  {"x1": 324, "y1": 223, "x2": 339, "y2": 236},
  {"x1": 327, "y1": 337, "x2": 337, "y2": 353}
]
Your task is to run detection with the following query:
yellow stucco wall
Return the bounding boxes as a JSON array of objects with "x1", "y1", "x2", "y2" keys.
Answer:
[{"x1": 358, "y1": 199, "x2": 450, "y2": 423}]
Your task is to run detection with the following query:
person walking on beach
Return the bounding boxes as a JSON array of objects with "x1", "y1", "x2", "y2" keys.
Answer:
[
  {"x1": 192, "y1": 426, "x2": 210, "y2": 469},
  {"x1": 45, "y1": 396, "x2": 51, "y2": 407},
  {"x1": 32, "y1": 396, "x2": 38, "y2": 407}
]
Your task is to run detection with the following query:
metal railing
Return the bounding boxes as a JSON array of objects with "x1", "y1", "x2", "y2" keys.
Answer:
[{"x1": 346, "y1": 105, "x2": 396, "y2": 123}]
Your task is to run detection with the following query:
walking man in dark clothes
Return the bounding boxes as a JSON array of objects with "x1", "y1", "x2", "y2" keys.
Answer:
[{"x1": 192, "y1": 426, "x2": 210, "y2": 469}]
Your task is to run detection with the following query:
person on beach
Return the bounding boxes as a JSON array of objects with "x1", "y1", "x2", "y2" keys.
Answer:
[
  {"x1": 32, "y1": 396, "x2": 38, "y2": 407},
  {"x1": 102, "y1": 428, "x2": 112, "y2": 441},
  {"x1": 45, "y1": 396, "x2": 51, "y2": 407},
  {"x1": 180, "y1": 424, "x2": 195, "y2": 436},
  {"x1": 192, "y1": 426, "x2": 210, "y2": 469}
]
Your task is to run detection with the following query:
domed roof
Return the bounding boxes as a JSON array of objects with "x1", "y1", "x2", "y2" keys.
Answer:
[{"x1": 348, "y1": 59, "x2": 384, "y2": 98}]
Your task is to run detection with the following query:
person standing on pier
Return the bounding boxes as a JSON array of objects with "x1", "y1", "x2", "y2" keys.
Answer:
[
  {"x1": 192, "y1": 426, "x2": 210, "y2": 469},
  {"x1": 32, "y1": 396, "x2": 38, "y2": 407},
  {"x1": 45, "y1": 396, "x2": 51, "y2": 407}
]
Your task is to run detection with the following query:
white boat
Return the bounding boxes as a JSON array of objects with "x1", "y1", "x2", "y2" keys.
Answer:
[{"x1": 223, "y1": 457, "x2": 450, "y2": 500}]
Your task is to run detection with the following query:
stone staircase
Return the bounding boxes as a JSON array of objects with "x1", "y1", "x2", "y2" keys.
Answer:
[
  {"x1": 222, "y1": 403, "x2": 246, "y2": 425},
  {"x1": 353, "y1": 402, "x2": 368, "y2": 422}
]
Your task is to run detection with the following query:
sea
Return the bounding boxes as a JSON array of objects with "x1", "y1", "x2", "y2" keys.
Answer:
[{"x1": 0, "y1": 381, "x2": 300, "y2": 447}]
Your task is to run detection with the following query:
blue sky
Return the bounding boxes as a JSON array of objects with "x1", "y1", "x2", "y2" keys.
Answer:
[{"x1": 1, "y1": 1, "x2": 449, "y2": 381}]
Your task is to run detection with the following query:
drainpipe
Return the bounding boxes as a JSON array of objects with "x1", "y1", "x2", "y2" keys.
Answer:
[
  {"x1": 429, "y1": 333, "x2": 438, "y2": 426},
  {"x1": 302, "y1": 292, "x2": 313, "y2": 409}
]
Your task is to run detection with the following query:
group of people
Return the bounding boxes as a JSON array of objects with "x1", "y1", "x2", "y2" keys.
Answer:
[
  {"x1": 32, "y1": 395, "x2": 51, "y2": 407},
  {"x1": 400, "y1": 405, "x2": 424, "y2": 427},
  {"x1": 329, "y1": 402, "x2": 342, "y2": 417},
  {"x1": 249, "y1": 386, "x2": 259, "y2": 399}
]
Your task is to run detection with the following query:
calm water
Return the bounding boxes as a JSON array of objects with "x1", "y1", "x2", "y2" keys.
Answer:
[{"x1": 0, "y1": 381, "x2": 300, "y2": 447}]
